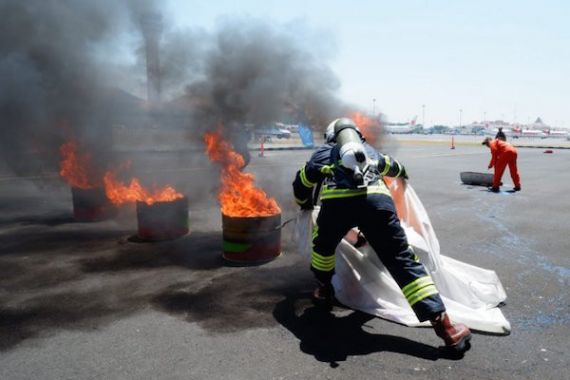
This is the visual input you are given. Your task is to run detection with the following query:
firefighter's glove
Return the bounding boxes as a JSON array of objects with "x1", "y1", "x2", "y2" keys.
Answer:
[{"x1": 300, "y1": 203, "x2": 314, "y2": 211}]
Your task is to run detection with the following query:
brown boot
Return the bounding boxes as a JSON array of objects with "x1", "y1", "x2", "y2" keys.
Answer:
[
  {"x1": 312, "y1": 281, "x2": 335, "y2": 308},
  {"x1": 432, "y1": 312, "x2": 472, "y2": 354}
]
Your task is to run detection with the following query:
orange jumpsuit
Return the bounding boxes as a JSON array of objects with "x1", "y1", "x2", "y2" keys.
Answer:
[{"x1": 488, "y1": 139, "x2": 521, "y2": 189}]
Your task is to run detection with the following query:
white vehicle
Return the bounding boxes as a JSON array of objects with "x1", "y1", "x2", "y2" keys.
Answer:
[
  {"x1": 384, "y1": 116, "x2": 417, "y2": 134},
  {"x1": 254, "y1": 127, "x2": 292, "y2": 140},
  {"x1": 544, "y1": 129, "x2": 569, "y2": 138}
]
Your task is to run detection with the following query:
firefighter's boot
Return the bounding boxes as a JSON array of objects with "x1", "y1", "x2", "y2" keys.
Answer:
[
  {"x1": 312, "y1": 281, "x2": 335, "y2": 309},
  {"x1": 432, "y1": 312, "x2": 472, "y2": 354}
]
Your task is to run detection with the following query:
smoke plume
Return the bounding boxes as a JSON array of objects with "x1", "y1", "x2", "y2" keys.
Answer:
[
  {"x1": 182, "y1": 18, "x2": 344, "y2": 131},
  {"x1": 0, "y1": 1, "x2": 347, "y2": 180},
  {"x1": 0, "y1": 0, "x2": 157, "y2": 174}
]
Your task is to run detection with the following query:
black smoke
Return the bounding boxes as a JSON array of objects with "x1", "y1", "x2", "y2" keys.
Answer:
[
  {"x1": 0, "y1": 0, "x2": 157, "y2": 175},
  {"x1": 0, "y1": 1, "x2": 348, "y2": 179},
  {"x1": 182, "y1": 18, "x2": 344, "y2": 130}
]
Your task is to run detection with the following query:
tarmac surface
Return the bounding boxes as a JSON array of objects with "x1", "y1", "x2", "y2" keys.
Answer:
[{"x1": 1, "y1": 136, "x2": 569, "y2": 379}]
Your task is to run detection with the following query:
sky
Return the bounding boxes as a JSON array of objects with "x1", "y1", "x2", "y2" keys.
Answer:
[{"x1": 166, "y1": 0, "x2": 570, "y2": 127}]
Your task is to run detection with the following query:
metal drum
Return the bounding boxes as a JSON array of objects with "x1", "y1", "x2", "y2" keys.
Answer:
[
  {"x1": 71, "y1": 187, "x2": 117, "y2": 222},
  {"x1": 222, "y1": 213, "x2": 281, "y2": 265},
  {"x1": 136, "y1": 197, "x2": 189, "y2": 241}
]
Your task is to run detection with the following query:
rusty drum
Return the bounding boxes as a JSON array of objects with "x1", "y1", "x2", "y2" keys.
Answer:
[
  {"x1": 71, "y1": 187, "x2": 117, "y2": 222},
  {"x1": 136, "y1": 197, "x2": 189, "y2": 241},
  {"x1": 222, "y1": 213, "x2": 281, "y2": 265}
]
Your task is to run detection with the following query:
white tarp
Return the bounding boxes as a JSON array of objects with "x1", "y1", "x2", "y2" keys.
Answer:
[{"x1": 295, "y1": 178, "x2": 511, "y2": 334}]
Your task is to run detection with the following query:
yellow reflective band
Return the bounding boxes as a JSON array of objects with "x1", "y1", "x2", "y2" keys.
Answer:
[
  {"x1": 300, "y1": 166, "x2": 316, "y2": 188},
  {"x1": 407, "y1": 285, "x2": 439, "y2": 306},
  {"x1": 380, "y1": 155, "x2": 391, "y2": 175},
  {"x1": 294, "y1": 196, "x2": 308, "y2": 205},
  {"x1": 396, "y1": 161, "x2": 403, "y2": 177},
  {"x1": 320, "y1": 165, "x2": 335, "y2": 175},
  {"x1": 402, "y1": 276, "x2": 434, "y2": 298},
  {"x1": 366, "y1": 187, "x2": 392, "y2": 197},
  {"x1": 311, "y1": 250, "x2": 335, "y2": 264},
  {"x1": 311, "y1": 262, "x2": 335, "y2": 272},
  {"x1": 311, "y1": 251, "x2": 335, "y2": 271},
  {"x1": 321, "y1": 188, "x2": 367, "y2": 199},
  {"x1": 312, "y1": 224, "x2": 319, "y2": 240},
  {"x1": 311, "y1": 258, "x2": 335, "y2": 269},
  {"x1": 320, "y1": 184, "x2": 391, "y2": 200}
]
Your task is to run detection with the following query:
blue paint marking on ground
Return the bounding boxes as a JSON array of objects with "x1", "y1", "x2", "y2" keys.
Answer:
[
  {"x1": 512, "y1": 295, "x2": 570, "y2": 328},
  {"x1": 472, "y1": 195, "x2": 569, "y2": 328},
  {"x1": 475, "y1": 199, "x2": 567, "y2": 283}
]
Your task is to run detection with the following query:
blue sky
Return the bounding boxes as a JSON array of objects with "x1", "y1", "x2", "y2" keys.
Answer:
[{"x1": 167, "y1": 1, "x2": 570, "y2": 127}]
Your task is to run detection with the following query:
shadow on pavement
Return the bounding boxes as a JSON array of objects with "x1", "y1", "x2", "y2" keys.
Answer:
[
  {"x1": 152, "y1": 266, "x2": 311, "y2": 333},
  {"x1": 0, "y1": 224, "x2": 312, "y2": 352},
  {"x1": 79, "y1": 231, "x2": 224, "y2": 272},
  {"x1": 0, "y1": 227, "x2": 132, "y2": 257},
  {"x1": 0, "y1": 287, "x2": 144, "y2": 351},
  {"x1": 0, "y1": 211, "x2": 76, "y2": 228},
  {"x1": 0, "y1": 223, "x2": 227, "y2": 351},
  {"x1": 273, "y1": 293, "x2": 462, "y2": 366}
]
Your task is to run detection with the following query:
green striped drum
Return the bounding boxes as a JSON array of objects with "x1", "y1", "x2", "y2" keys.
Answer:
[{"x1": 222, "y1": 213, "x2": 281, "y2": 265}]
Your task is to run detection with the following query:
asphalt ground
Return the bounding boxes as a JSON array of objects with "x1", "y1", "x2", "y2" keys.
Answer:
[{"x1": 0, "y1": 137, "x2": 569, "y2": 379}]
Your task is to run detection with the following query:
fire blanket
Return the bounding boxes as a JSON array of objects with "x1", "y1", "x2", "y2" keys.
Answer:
[{"x1": 295, "y1": 179, "x2": 511, "y2": 334}]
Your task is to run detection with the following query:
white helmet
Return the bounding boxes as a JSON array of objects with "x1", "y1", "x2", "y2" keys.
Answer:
[
  {"x1": 324, "y1": 118, "x2": 362, "y2": 143},
  {"x1": 324, "y1": 119, "x2": 338, "y2": 143}
]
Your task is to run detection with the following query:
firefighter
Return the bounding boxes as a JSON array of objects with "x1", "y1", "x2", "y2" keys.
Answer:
[
  {"x1": 482, "y1": 137, "x2": 521, "y2": 192},
  {"x1": 292, "y1": 117, "x2": 472, "y2": 354}
]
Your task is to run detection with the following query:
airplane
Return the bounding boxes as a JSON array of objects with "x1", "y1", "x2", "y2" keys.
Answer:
[
  {"x1": 384, "y1": 116, "x2": 418, "y2": 134},
  {"x1": 543, "y1": 129, "x2": 570, "y2": 138},
  {"x1": 484, "y1": 126, "x2": 547, "y2": 138},
  {"x1": 519, "y1": 128, "x2": 547, "y2": 138}
]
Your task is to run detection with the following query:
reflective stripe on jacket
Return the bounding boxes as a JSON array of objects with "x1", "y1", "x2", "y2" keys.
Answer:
[{"x1": 292, "y1": 142, "x2": 407, "y2": 205}]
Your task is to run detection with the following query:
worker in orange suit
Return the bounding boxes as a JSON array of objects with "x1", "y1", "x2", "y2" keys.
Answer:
[{"x1": 482, "y1": 137, "x2": 521, "y2": 192}]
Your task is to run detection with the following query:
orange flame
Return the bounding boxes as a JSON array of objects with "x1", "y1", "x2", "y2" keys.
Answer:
[
  {"x1": 103, "y1": 166, "x2": 183, "y2": 206},
  {"x1": 349, "y1": 112, "x2": 381, "y2": 145},
  {"x1": 59, "y1": 140, "x2": 97, "y2": 189},
  {"x1": 203, "y1": 129, "x2": 280, "y2": 217}
]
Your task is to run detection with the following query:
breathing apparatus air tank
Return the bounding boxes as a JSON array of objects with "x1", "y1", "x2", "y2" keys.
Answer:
[{"x1": 333, "y1": 118, "x2": 369, "y2": 186}]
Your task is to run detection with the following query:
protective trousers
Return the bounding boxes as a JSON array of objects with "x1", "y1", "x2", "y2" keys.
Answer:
[
  {"x1": 493, "y1": 151, "x2": 520, "y2": 189},
  {"x1": 311, "y1": 195, "x2": 445, "y2": 322}
]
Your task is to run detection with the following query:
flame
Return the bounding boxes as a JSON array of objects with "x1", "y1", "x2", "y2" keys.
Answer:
[
  {"x1": 103, "y1": 166, "x2": 183, "y2": 206},
  {"x1": 349, "y1": 112, "x2": 381, "y2": 145},
  {"x1": 59, "y1": 140, "x2": 97, "y2": 189},
  {"x1": 203, "y1": 129, "x2": 280, "y2": 217}
]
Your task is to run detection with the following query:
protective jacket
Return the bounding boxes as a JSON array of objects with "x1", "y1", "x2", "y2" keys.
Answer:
[{"x1": 292, "y1": 142, "x2": 407, "y2": 209}]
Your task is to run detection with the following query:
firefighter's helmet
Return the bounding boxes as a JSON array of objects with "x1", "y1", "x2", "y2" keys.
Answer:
[{"x1": 324, "y1": 118, "x2": 362, "y2": 143}]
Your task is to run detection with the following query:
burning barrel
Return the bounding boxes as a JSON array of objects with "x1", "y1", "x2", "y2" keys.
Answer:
[
  {"x1": 71, "y1": 187, "x2": 117, "y2": 222},
  {"x1": 222, "y1": 213, "x2": 281, "y2": 265},
  {"x1": 136, "y1": 196, "x2": 189, "y2": 241}
]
